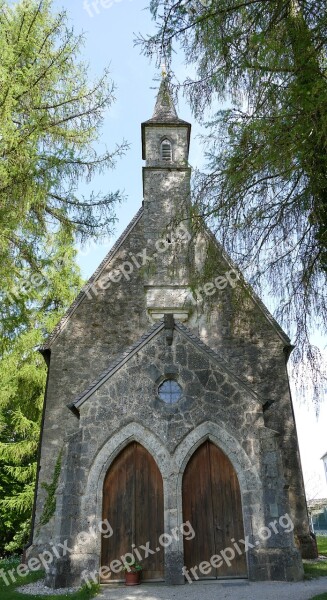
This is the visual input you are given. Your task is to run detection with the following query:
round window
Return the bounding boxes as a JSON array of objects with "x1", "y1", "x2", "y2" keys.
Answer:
[{"x1": 158, "y1": 379, "x2": 182, "y2": 404}]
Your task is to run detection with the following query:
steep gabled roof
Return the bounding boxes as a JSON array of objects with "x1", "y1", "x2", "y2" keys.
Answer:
[
  {"x1": 68, "y1": 318, "x2": 259, "y2": 414},
  {"x1": 39, "y1": 203, "x2": 290, "y2": 354},
  {"x1": 40, "y1": 207, "x2": 144, "y2": 351},
  {"x1": 40, "y1": 206, "x2": 291, "y2": 354},
  {"x1": 141, "y1": 80, "x2": 191, "y2": 160}
]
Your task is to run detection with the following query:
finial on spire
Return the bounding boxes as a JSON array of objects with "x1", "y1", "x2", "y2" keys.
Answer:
[{"x1": 161, "y1": 62, "x2": 167, "y2": 79}]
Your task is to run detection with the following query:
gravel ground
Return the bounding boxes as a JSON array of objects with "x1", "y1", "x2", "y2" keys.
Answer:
[
  {"x1": 15, "y1": 576, "x2": 327, "y2": 599},
  {"x1": 16, "y1": 579, "x2": 79, "y2": 596},
  {"x1": 99, "y1": 579, "x2": 327, "y2": 600}
]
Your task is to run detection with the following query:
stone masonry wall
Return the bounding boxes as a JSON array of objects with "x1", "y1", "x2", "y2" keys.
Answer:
[
  {"x1": 32, "y1": 214, "x2": 149, "y2": 545},
  {"x1": 47, "y1": 326, "x2": 303, "y2": 586}
]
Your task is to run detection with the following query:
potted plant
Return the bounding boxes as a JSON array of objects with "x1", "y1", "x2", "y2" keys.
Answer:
[{"x1": 122, "y1": 559, "x2": 142, "y2": 586}]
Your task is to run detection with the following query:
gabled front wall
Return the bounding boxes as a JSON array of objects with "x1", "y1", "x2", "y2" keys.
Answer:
[
  {"x1": 32, "y1": 214, "x2": 311, "y2": 572},
  {"x1": 42, "y1": 328, "x2": 303, "y2": 586}
]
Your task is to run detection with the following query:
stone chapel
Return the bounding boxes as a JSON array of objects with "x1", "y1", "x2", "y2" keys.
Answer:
[{"x1": 29, "y1": 79, "x2": 316, "y2": 588}]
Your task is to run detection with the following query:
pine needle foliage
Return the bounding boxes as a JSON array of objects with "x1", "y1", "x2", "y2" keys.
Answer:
[
  {"x1": 0, "y1": 229, "x2": 82, "y2": 555},
  {"x1": 0, "y1": 0, "x2": 128, "y2": 281},
  {"x1": 138, "y1": 0, "x2": 327, "y2": 405}
]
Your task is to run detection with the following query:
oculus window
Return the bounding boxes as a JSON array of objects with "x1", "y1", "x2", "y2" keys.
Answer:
[{"x1": 158, "y1": 379, "x2": 182, "y2": 404}]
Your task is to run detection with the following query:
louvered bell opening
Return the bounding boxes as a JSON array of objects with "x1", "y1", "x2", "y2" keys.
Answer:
[{"x1": 161, "y1": 140, "x2": 172, "y2": 161}]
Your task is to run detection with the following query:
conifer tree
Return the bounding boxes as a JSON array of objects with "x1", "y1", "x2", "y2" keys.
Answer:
[
  {"x1": 0, "y1": 0, "x2": 127, "y2": 282},
  {"x1": 0, "y1": 229, "x2": 82, "y2": 554}
]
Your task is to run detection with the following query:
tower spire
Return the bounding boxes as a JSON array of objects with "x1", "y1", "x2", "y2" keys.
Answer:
[
  {"x1": 141, "y1": 76, "x2": 191, "y2": 161},
  {"x1": 152, "y1": 77, "x2": 179, "y2": 121}
]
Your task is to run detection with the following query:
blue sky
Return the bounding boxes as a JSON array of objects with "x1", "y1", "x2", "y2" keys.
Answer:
[{"x1": 51, "y1": 0, "x2": 204, "y2": 278}]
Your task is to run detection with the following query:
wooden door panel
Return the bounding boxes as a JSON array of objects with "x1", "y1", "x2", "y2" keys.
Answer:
[
  {"x1": 101, "y1": 444, "x2": 134, "y2": 581},
  {"x1": 182, "y1": 441, "x2": 247, "y2": 580},
  {"x1": 134, "y1": 444, "x2": 164, "y2": 580},
  {"x1": 209, "y1": 443, "x2": 247, "y2": 577},
  {"x1": 101, "y1": 442, "x2": 164, "y2": 582},
  {"x1": 182, "y1": 442, "x2": 216, "y2": 578}
]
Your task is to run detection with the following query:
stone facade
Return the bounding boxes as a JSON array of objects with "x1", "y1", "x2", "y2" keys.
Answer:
[{"x1": 29, "y1": 80, "x2": 315, "y2": 588}]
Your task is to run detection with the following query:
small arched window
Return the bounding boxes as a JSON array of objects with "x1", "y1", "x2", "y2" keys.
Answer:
[{"x1": 161, "y1": 139, "x2": 172, "y2": 161}]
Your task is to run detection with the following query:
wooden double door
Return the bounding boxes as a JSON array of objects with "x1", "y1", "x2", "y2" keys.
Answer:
[{"x1": 101, "y1": 440, "x2": 246, "y2": 582}]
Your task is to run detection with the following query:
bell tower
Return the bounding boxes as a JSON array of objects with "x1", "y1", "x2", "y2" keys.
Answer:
[
  {"x1": 141, "y1": 78, "x2": 193, "y2": 322},
  {"x1": 141, "y1": 78, "x2": 191, "y2": 167}
]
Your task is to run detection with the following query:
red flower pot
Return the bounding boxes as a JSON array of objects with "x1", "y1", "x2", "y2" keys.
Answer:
[{"x1": 125, "y1": 570, "x2": 141, "y2": 586}]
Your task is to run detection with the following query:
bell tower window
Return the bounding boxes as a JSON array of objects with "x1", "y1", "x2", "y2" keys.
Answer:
[{"x1": 161, "y1": 139, "x2": 172, "y2": 162}]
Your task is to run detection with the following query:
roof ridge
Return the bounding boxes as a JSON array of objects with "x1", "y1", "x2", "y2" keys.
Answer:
[
  {"x1": 70, "y1": 318, "x2": 259, "y2": 413},
  {"x1": 40, "y1": 207, "x2": 144, "y2": 350}
]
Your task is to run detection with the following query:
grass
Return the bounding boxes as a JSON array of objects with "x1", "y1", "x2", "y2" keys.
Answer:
[
  {"x1": 303, "y1": 536, "x2": 327, "y2": 580},
  {"x1": 309, "y1": 596, "x2": 327, "y2": 600},
  {"x1": 0, "y1": 558, "x2": 99, "y2": 600},
  {"x1": 317, "y1": 536, "x2": 327, "y2": 557},
  {"x1": 304, "y1": 560, "x2": 327, "y2": 578}
]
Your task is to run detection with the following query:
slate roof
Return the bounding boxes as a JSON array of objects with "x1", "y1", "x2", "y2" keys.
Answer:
[
  {"x1": 141, "y1": 79, "x2": 191, "y2": 160},
  {"x1": 70, "y1": 321, "x2": 165, "y2": 410},
  {"x1": 39, "y1": 203, "x2": 290, "y2": 355},
  {"x1": 69, "y1": 319, "x2": 259, "y2": 413},
  {"x1": 152, "y1": 78, "x2": 178, "y2": 121},
  {"x1": 143, "y1": 78, "x2": 190, "y2": 126}
]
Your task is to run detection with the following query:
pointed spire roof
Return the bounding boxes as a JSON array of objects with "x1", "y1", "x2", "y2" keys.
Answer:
[
  {"x1": 142, "y1": 77, "x2": 191, "y2": 126},
  {"x1": 152, "y1": 78, "x2": 179, "y2": 121}
]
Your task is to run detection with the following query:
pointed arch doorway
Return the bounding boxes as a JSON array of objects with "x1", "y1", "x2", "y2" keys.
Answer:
[
  {"x1": 182, "y1": 440, "x2": 247, "y2": 579},
  {"x1": 101, "y1": 442, "x2": 164, "y2": 582}
]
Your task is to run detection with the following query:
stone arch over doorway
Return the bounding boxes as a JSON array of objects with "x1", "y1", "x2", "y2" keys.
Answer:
[
  {"x1": 77, "y1": 421, "x2": 265, "y2": 584},
  {"x1": 79, "y1": 423, "x2": 171, "y2": 575},
  {"x1": 182, "y1": 440, "x2": 247, "y2": 578}
]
